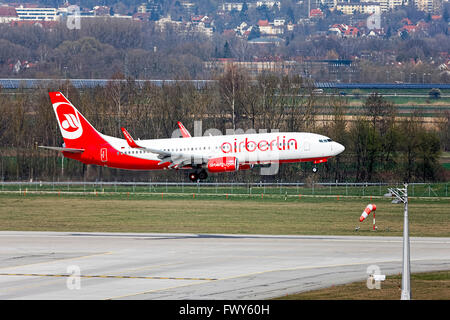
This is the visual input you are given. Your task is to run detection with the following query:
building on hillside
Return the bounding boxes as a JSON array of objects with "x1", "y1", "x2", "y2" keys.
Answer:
[
  {"x1": 137, "y1": 1, "x2": 160, "y2": 14},
  {"x1": 257, "y1": 19, "x2": 284, "y2": 35},
  {"x1": 415, "y1": 0, "x2": 442, "y2": 13},
  {"x1": 380, "y1": 0, "x2": 410, "y2": 12},
  {"x1": 133, "y1": 12, "x2": 151, "y2": 21},
  {"x1": 155, "y1": 15, "x2": 184, "y2": 31},
  {"x1": 329, "y1": 24, "x2": 361, "y2": 37},
  {"x1": 180, "y1": 1, "x2": 196, "y2": 15},
  {"x1": 189, "y1": 15, "x2": 214, "y2": 37},
  {"x1": 15, "y1": 5, "x2": 59, "y2": 21},
  {"x1": 256, "y1": 0, "x2": 282, "y2": 9},
  {"x1": 204, "y1": 58, "x2": 298, "y2": 76},
  {"x1": 273, "y1": 18, "x2": 285, "y2": 26},
  {"x1": 0, "y1": 5, "x2": 19, "y2": 23},
  {"x1": 300, "y1": 59, "x2": 358, "y2": 82},
  {"x1": 221, "y1": 2, "x2": 244, "y2": 11},
  {"x1": 93, "y1": 6, "x2": 110, "y2": 16},
  {"x1": 155, "y1": 15, "x2": 213, "y2": 37},
  {"x1": 334, "y1": 2, "x2": 381, "y2": 15}
]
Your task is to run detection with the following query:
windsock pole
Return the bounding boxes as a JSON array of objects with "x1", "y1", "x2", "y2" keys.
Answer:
[{"x1": 373, "y1": 211, "x2": 376, "y2": 231}]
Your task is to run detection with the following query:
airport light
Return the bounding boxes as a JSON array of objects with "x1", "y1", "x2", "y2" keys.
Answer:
[{"x1": 386, "y1": 183, "x2": 411, "y2": 300}]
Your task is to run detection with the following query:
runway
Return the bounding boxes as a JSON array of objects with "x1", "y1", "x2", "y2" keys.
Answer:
[{"x1": 0, "y1": 231, "x2": 449, "y2": 300}]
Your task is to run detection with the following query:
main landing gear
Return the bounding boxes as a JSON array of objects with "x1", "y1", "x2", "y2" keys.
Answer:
[{"x1": 189, "y1": 169, "x2": 208, "y2": 182}]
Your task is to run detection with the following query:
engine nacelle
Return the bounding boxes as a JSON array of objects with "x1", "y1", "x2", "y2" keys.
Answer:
[{"x1": 207, "y1": 156, "x2": 238, "y2": 173}]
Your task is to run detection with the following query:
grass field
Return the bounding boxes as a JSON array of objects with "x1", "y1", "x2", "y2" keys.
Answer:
[
  {"x1": 0, "y1": 193, "x2": 449, "y2": 237},
  {"x1": 276, "y1": 270, "x2": 450, "y2": 300}
]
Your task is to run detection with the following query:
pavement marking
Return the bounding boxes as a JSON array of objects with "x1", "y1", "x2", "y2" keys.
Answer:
[
  {"x1": 111, "y1": 262, "x2": 186, "y2": 274},
  {"x1": 0, "y1": 278, "x2": 65, "y2": 295},
  {"x1": 105, "y1": 260, "x2": 400, "y2": 300},
  {"x1": 0, "y1": 273, "x2": 218, "y2": 281},
  {"x1": 106, "y1": 278, "x2": 214, "y2": 300},
  {"x1": 105, "y1": 258, "x2": 450, "y2": 300},
  {"x1": 0, "y1": 252, "x2": 113, "y2": 271}
]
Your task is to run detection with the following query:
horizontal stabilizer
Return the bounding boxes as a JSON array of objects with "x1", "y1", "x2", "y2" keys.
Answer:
[{"x1": 39, "y1": 146, "x2": 84, "y2": 153}]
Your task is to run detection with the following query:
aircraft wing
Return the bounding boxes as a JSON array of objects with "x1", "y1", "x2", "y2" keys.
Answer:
[
  {"x1": 39, "y1": 146, "x2": 85, "y2": 153},
  {"x1": 121, "y1": 127, "x2": 208, "y2": 169}
]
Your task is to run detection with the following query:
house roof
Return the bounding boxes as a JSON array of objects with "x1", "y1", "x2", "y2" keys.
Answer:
[
  {"x1": 401, "y1": 18, "x2": 413, "y2": 25},
  {"x1": 310, "y1": 8, "x2": 323, "y2": 17},
  {"x1": 344, "y1": 27, "x2": 359, "y2": 36},
  {"x1": 258, "y1": 19, "x2": 269, "y2": 26},
  {"x1": 0, "y1": 6, "x2": 17, "y2": 17},
  {"x1": 132, "y1": 13, "x2": 150, "y2": 20},
  {"x1": 191, "y1": 15, "x2": 204, "y2": 22},
  {"x1": 400, "y1": 25, "x2": 417, "y2": 32}
]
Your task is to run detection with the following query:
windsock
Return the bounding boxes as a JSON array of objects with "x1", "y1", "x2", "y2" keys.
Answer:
[{"x1": 360, "y1": 204, "x2": 376, "y2": 222}]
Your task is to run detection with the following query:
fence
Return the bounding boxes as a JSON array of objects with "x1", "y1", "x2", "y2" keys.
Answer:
[{"x1": 0, "y1": 181, "x2": 448, "y2": 198}]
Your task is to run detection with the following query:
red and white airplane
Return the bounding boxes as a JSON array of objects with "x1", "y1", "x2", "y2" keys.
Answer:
[{"x1": 40, "y1": 92, "x2": 345, "y2": 181}]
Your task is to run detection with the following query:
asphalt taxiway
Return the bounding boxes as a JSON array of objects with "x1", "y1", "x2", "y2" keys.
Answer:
[{"x1": 0, "y1": 231, "x2": 449, "y2": 299}]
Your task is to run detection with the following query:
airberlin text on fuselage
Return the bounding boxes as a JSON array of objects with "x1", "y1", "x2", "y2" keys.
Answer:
[{"x1": 221, "y1": 136, "x2": 298, "y2": 154}]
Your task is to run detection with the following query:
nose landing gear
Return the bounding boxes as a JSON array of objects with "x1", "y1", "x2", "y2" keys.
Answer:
[{"x1": 189, "y1": 172, "x2": 198, "y2": 182}]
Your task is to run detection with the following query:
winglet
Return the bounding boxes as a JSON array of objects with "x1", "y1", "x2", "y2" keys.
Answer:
[
  {"x1": 121, "y1": 127, "x2": 142, "y2": 148},
  {"x1": 177, "y1": 121, "x2": 192, "y2": 138}
]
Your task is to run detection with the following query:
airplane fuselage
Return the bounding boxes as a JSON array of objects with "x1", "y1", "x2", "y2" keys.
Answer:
[
  {"x1": 64, "y1": 132, "x2": 345, "y2": 171},
  {"x1": 44, "y1": 91, "x2": 345, "y2": 179}
]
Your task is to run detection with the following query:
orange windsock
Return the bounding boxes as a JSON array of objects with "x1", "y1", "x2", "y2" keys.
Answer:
[{"x1": 360, "y1": 204, "x2": 376, "y2": 222}]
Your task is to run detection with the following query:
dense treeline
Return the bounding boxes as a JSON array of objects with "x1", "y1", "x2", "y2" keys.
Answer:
[
  {"x1": 0, "y1": 19, "x2": 215, "y2": 79},
  {"x1": 1, "y1": 16, "x2": 449, "y2": 82},
  {"x1": 0, "y1": 70, "x2": 448, "y2": 182}
]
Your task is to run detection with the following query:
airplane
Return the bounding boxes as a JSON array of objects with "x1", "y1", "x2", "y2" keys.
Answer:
[{"x1": 40, "y1": 92, "x2": 345, "y2": 182}]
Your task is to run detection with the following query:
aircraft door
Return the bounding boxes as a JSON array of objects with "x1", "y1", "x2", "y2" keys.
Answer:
[{"x1": 100, "y1": 147, "x2": 108, "y2": 163}]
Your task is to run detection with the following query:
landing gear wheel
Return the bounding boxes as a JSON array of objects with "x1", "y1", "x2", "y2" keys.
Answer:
[
  {"x1": 198, "y1": 170, "x2": 208, "y2": 180},
  {"x1": 312, "y1": 166, "x2": 318, "y2": 173},
  {"x1": 189, "y1": 172, "x2": 198, "y2": 182}
]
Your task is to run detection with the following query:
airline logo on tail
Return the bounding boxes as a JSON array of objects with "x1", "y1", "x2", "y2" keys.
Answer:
[{"x1": 54, "y1": 101, "x2": 83, "y2": 139}]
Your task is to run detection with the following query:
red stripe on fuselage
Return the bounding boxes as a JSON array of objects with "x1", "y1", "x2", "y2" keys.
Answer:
[{"x1": 64, "y1": 145, "x2": 169, "y2": 170}]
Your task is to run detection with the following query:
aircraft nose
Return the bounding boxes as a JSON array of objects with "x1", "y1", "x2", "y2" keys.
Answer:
[{"x1": 334, "y1": 142, "x2": 345, "y2": 155}]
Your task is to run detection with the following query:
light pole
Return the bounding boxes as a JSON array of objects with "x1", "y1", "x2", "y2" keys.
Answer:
[
  {"x1": 64, "y1": 66, "x2": 68, "y2": 97},
  {"x1": 387, "y1": 183, "x2": 411, "y2": 300}
]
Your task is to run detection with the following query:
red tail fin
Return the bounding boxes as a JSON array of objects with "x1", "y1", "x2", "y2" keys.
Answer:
[
  {"x1": 49, "y1": 92, "x2": 104, "y2": 148},
  {"x1": 177, "y1": 121, "x2": 192, "y2": 138}
]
